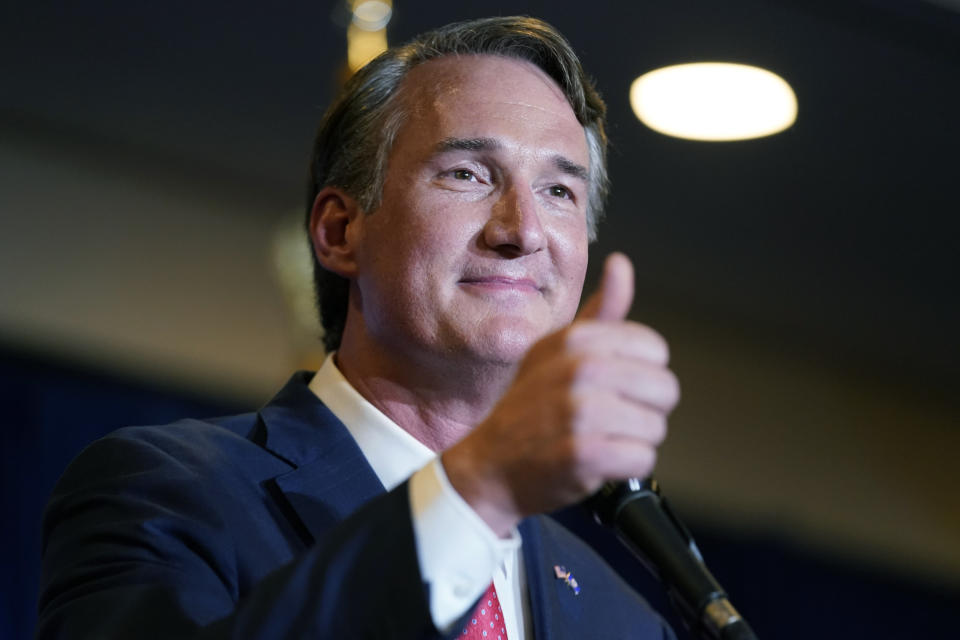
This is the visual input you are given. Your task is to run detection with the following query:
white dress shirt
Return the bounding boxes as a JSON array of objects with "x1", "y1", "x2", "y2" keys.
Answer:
[{"x1": 309, "y1": 354, "x2": 530, "y2": 639}]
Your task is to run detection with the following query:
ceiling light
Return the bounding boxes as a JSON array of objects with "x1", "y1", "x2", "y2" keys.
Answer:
[
  {"x1": 630, "y1": 63, "x2": 798, "y2": 141},
  {"x1": 351, "y1": 0, "x2": 392, "y2": 31}
]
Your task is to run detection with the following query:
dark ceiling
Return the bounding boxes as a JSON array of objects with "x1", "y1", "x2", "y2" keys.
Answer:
[{"x1": 3, "y1": 0, "x2": 958, "y2": 396}]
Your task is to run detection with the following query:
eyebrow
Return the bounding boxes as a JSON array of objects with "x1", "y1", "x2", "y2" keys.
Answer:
[
  {"x1": 434, "y1": 136, "x2": 589, "y2": 182},
  {"x1": 435, "y1": 137, "x2": 502, "y2": 153},
  {"x1": 553, "y1": 156, "x2": 589, "y2": 182}
]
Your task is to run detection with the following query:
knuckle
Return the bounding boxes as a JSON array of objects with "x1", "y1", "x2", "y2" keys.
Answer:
[
  {"x1": 663, "y1": 369, "x2": 681, "y2": 407},
  {"x1": 650, "y1": 415, "x2": 668, "y2": 446},
  {"x1": 658, "y1": 336, "x2": 671, "y2": 365},
  {"x1": 621, "y1": 446, "x2": 656, "y2": 480},
  {"x1": 640, "y1": 448, "x2": 658, "y2": 477},
  {"x1": 648, "y1": 329, "x2": 670, "y2": 365},
  {"x1": 633, "y1": 323, "x2": 669, "y2": 364}
]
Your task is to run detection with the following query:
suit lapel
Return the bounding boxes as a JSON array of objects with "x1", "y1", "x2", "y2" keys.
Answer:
[
  {"x1": 520, "y1": 517, "x2": 596, "y2": 640},
  {"x1": 258, "y1": 372, "x2": 386, "y2": 544}
]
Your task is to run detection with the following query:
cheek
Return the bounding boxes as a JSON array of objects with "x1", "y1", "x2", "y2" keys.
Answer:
[
  {"x1": 362, "y1": 205, "x2": 464, "y2": 296},
  {"x1": 554, "y1": 247, "x2": 590, "y2": 324},
  {"x1": 552, "y1": 222, "x2": 590, "y2": 287}
]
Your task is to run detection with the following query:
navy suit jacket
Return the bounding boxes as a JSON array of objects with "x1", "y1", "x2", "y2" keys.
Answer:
[{"x1": 37, "y1": 372, "x2": 674, "y2": 639}]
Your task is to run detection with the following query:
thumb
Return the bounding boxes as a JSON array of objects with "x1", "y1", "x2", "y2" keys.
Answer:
[{"x1": 577, "y1": 252, "x2": 635, "y2": 322}]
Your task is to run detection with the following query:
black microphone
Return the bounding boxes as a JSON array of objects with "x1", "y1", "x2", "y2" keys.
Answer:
[{"x1": 588, "y1": 478, "x2": 758, "y2": 640}]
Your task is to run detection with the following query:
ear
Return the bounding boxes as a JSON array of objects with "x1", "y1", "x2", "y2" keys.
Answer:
[{"x1": 308, "y1": 187, "x2": 364, "y2": 279}]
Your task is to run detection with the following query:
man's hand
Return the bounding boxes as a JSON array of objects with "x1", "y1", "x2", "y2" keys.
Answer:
[{"x1": 442, "y1": 253, "x2": 680, "y2": 537}]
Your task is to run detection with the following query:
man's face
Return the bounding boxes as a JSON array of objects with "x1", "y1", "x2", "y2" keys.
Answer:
[{"x1": 350, "y1": 55, "x2": 591, "y2": 367}]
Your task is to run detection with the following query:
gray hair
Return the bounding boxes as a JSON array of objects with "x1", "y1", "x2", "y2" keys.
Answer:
[{"x1": 307, "y1": 16, "x2": 609, "y2": 352}]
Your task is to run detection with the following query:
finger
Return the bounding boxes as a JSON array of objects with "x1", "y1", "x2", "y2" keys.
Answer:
[
  {"x1": 571, "y1": 358, "x2": 680, "y2": 413},
  {"x1": 577, "y1": 252, "x2": 634, "y2": 322},
  {"x1": 571, "y1": 391, "x2": 669, "y2": 445},
  {"x1": 602, "y1": 437, "x2": 659, "y2": 480},
  {"x1": 578, "y1": 435, "x2": 659, "y2": 482},
  {"x1": 563, "y1": 321, "x2": 670, "y2": 365}
]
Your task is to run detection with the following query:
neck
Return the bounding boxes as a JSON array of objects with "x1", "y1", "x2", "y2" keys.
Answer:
[{"x1": 334, "y1": 334, "x2": 516, "y2": 452}]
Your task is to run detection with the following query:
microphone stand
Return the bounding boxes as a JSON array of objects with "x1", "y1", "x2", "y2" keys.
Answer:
[{"x1": 588, "y1": 478, "x2": 759, "y2": 640}]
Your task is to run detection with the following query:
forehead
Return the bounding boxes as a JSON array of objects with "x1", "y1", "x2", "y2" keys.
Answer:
[
  {"x1": 400, "y1": 54, "x2": 572, "y2": 108},
  {"x1": 391, "y1": 55, "x2": 588, "y2": 163}
]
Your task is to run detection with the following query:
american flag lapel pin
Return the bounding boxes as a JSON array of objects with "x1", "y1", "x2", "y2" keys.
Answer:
[{"x1": 553, "y1": 564, "x2": 581, "y2": 595}]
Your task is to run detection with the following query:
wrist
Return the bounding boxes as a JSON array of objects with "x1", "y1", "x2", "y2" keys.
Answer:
[{"x1": 441, "y1": 443, "x2": 522, "y2": 538}]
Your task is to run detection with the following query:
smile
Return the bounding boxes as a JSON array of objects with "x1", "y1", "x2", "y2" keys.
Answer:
[{"x1": 458, "y1": 276, "x2": 541, "y2": 293}]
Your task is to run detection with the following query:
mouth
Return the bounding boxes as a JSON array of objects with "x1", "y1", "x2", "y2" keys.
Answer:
[{"x1": 458, "y1": 275, "x2": 542, "y2": 293}]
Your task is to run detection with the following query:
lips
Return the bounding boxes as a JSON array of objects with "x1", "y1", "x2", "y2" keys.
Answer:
[{"x1": 458, "y1": 275, "x2": 542, "y2": 292}]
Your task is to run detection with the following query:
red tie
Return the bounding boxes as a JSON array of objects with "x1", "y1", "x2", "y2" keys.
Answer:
[{"x1": 459, "y1": 582, "x2": 508, "y2": 639}]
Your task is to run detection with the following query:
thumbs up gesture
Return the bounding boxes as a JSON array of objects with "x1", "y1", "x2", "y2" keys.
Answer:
[{"x1": 443, "y1": 253, "x2": 680, "y2": 537}]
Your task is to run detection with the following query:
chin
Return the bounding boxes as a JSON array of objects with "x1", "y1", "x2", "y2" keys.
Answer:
[{"x1": 457, "y1": 320, "x2": 552, "y2": 366}]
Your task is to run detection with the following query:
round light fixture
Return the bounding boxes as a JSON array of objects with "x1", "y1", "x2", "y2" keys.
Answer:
[
  {"x1": 351, "y1": 0, "x2": 392, "y2": 31},
  {"x1": 630, "y1": 63, "x2": 797, "y2": 141}
]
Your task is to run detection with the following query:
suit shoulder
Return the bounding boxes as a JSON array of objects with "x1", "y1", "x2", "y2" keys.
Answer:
[
  {"x1": 114, "y1": 410, "x2": 259, "y2": 445},
  {"x1": 58, "y1": 411, "x2": 276, "y2": 489}
]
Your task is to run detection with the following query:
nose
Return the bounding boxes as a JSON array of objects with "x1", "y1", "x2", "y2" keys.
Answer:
[{"x1": 482, "y1": 184, "x2": 546, "y2": 257}]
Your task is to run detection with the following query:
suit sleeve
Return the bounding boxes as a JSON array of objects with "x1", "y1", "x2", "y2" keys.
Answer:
[{"x1": 36, "y1": 431, "x2": 441, "y2": 640}]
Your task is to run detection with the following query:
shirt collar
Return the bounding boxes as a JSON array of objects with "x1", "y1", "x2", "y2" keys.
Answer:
[{"x1": 308, "y1": 353, "x2": 436, "y2": 491}]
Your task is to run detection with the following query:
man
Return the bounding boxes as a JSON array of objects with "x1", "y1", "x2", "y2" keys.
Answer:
[{"x1": 37, "y1": 16, "x2": 679, "y2": 639}]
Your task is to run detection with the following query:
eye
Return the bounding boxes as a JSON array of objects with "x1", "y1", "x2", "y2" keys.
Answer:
[
  {"x1": 451, "y1": 168, "x2": 476, "y2": 181},
  {"x1": 547, "y1": 184, "x2": 572, "y2": 199}
]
